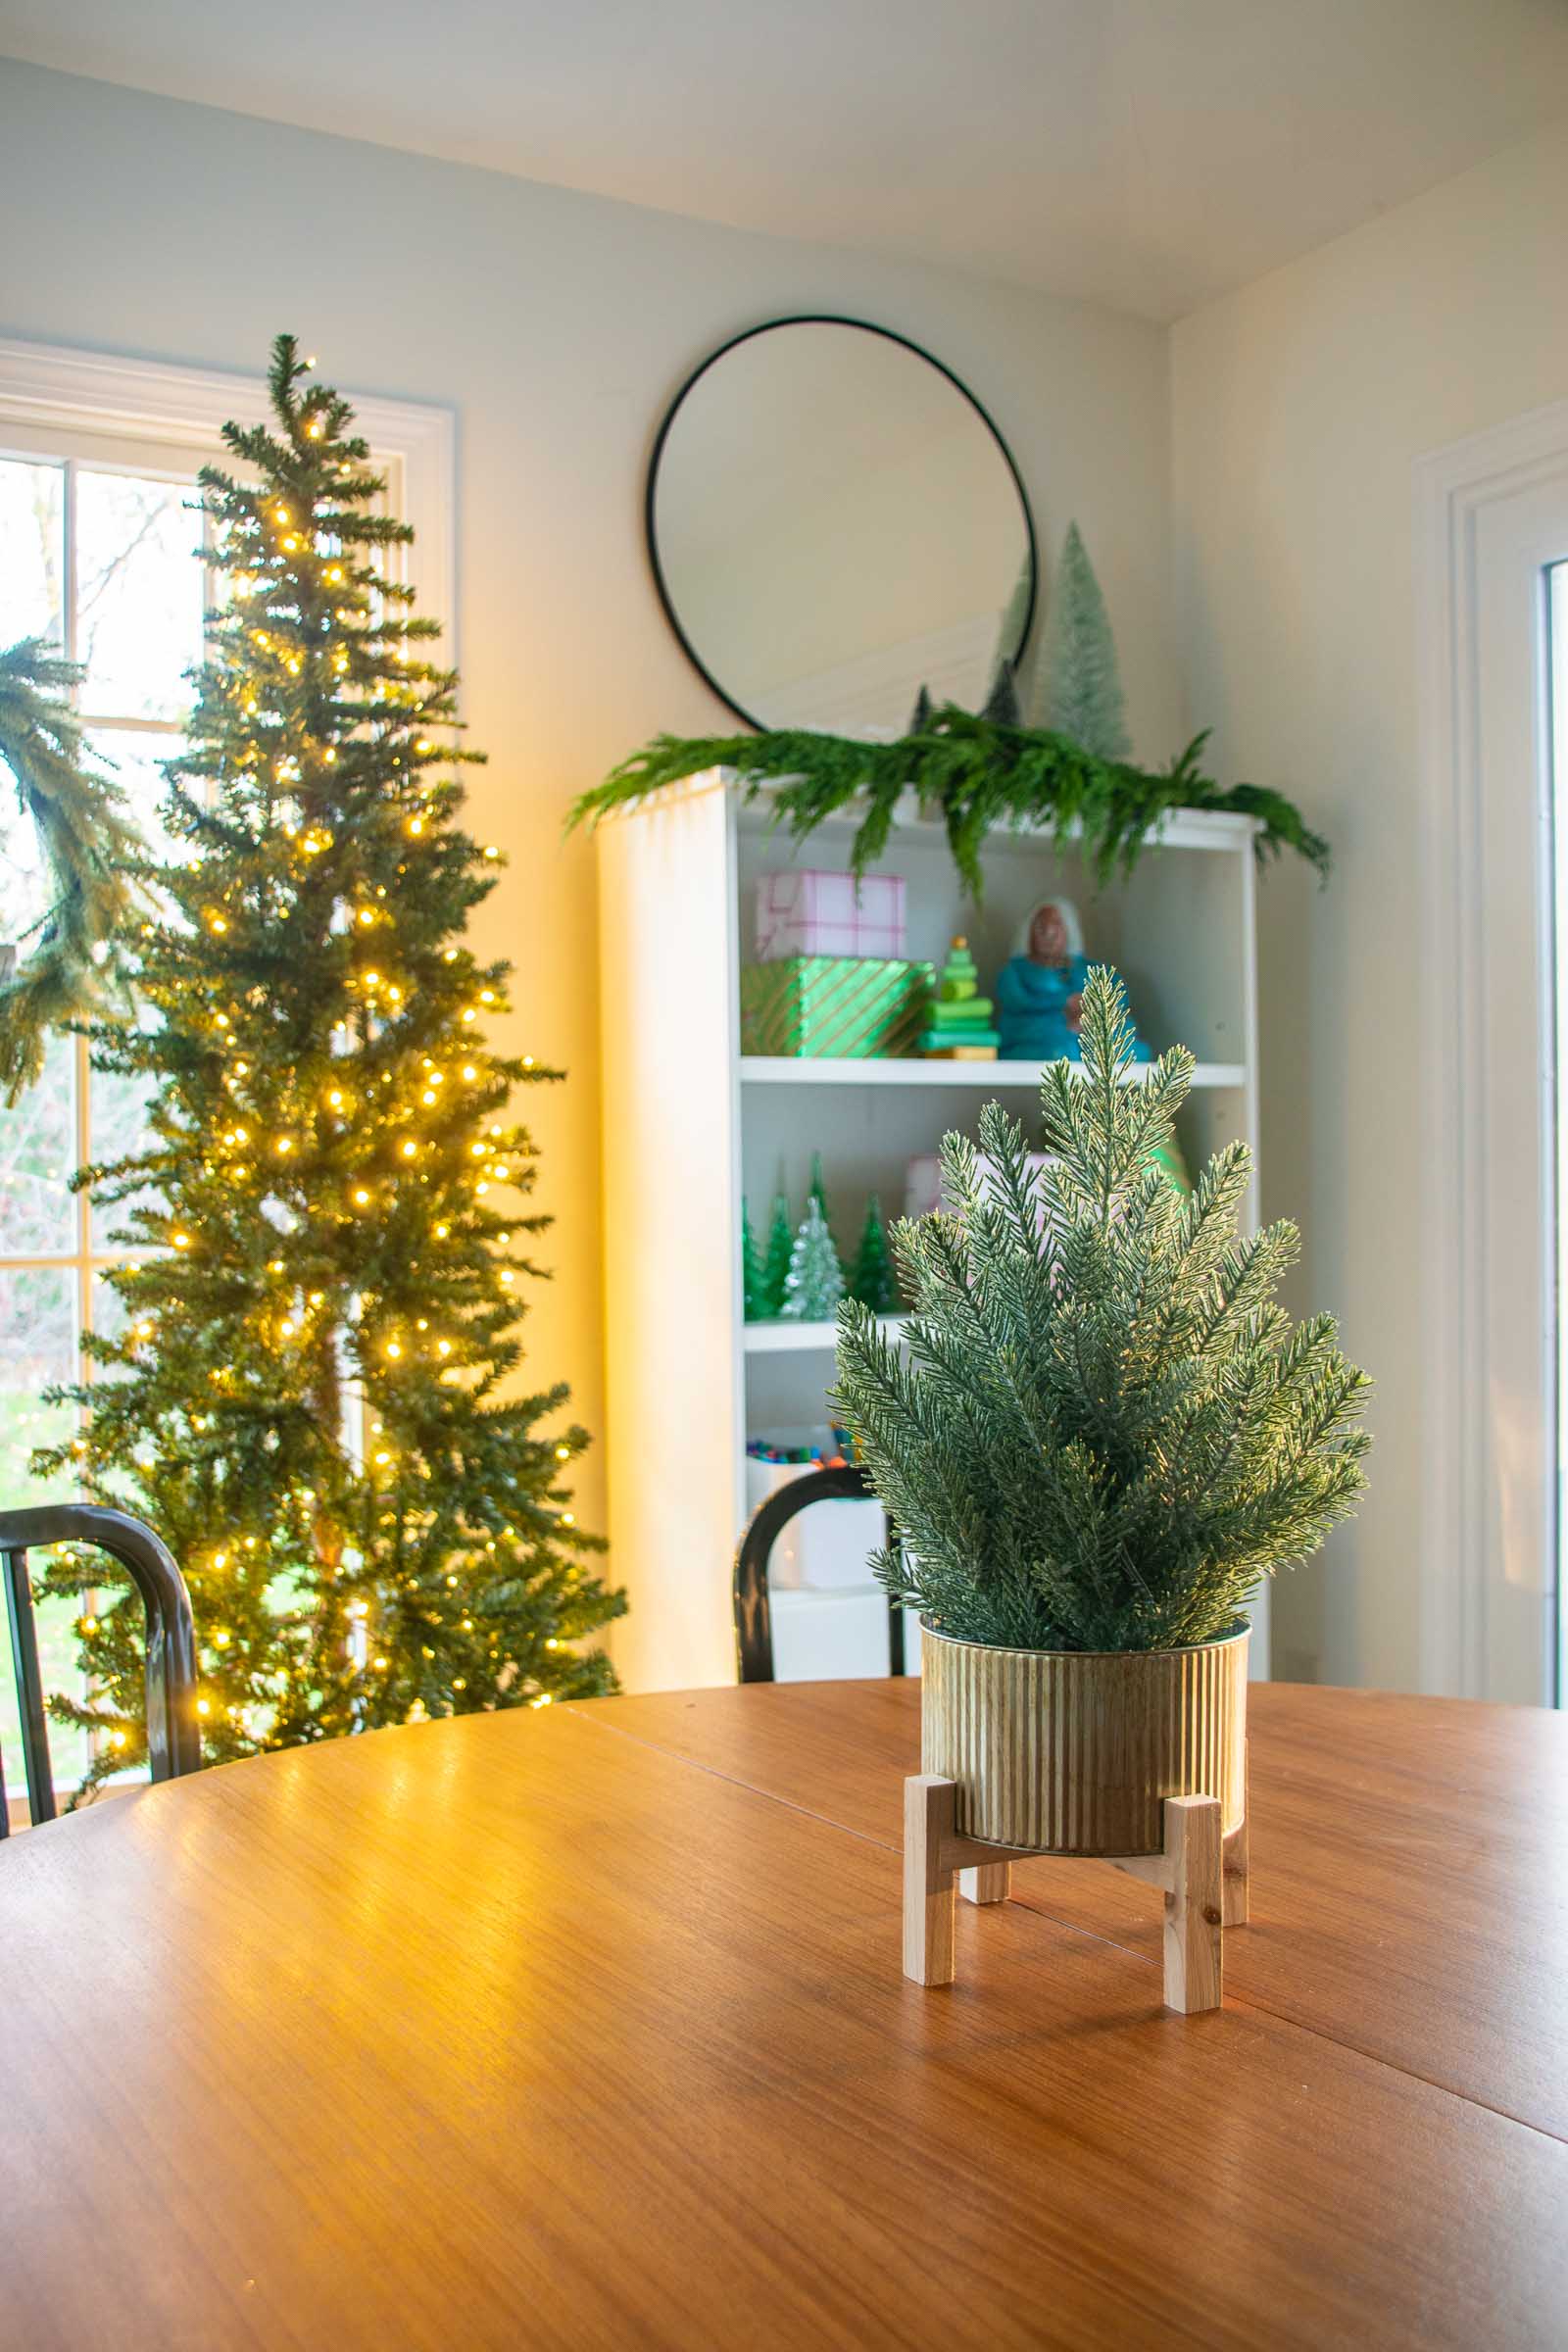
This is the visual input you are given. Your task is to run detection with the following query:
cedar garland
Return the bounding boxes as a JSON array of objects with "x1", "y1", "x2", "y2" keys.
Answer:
[
  {"x1": 0, "y1": 636, "x2": 148, "y2": 1103},
  {"x1": 569, "y1": 706, "x2": 1329, "y2": 898}
]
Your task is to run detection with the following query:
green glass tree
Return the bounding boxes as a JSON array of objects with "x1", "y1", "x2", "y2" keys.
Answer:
[
  {"x1": 741, "y1": 1199, "x2": 770, "y2": 1321},
  {"x1": 849, "y1": 1196, "x2": 900, "y2": 1316},
  {"x1": 807, "y1": 1151, "x2": 846, "y2": 1273},
  {"x1": 761, "y1": 1192, "x2": 794, "y2": 1316},
  {"x1": 1033, "y1": 521, "x2": 1131, "y2": 761},
  {"x1": 34, "y1": 335, "x2": 624, "y2": 1788},
  {"x1": 780, "y1": 1199, "x2": 846, "y2": 1323}
]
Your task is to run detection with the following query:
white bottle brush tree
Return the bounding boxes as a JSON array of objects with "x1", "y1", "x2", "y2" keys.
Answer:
[
  {"x1": 781, "y1": 1199, "x2": 845, "y2": 1322},
  {"x1": 1032, "y1": 521, "x2": 1132, "y2": 762}
]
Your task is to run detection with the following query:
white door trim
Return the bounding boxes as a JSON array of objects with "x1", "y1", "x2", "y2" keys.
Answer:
[
  {"x1": 1416, "y1": 397, "x2": 1568, "y2": 1701},
  {"x1": 0, "y1": 335, "x2": 456, "y2": 642}
]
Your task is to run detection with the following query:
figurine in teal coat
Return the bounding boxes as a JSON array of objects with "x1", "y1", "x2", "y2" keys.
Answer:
[{"x1": 996, "y1": 900, "x2": 1151, "y2": 1064}]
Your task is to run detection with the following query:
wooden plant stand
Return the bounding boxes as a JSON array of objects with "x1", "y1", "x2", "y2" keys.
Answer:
[{"x1": 904, "y1": 1774, "x2": 1250, "y2": 2014}]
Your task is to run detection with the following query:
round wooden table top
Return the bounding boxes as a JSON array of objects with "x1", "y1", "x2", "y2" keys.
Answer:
[{"x1": 5, "y1": 1679, "x2": 1567, "y2": 2350}]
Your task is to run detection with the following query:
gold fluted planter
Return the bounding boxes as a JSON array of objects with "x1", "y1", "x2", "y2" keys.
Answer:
[{"x1": 920, "y1": 1621, "x2": 1250, "y2": 1856}]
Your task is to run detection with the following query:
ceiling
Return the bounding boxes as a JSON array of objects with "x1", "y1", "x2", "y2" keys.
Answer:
[{"x1": 5, "y1": 0, "x2": 1568, "y2": 319}]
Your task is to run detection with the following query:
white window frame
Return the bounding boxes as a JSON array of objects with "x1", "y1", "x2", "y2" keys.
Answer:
[
  {"x1": 0, "y1": 338, "x2": 455, "y2": 628},
  {"x1": 1417, "y1": 398, "x2": 1568, "y2": 1705},
  {"x1": 0, "y1": 332, "x2": 457, "y2": 1331}
]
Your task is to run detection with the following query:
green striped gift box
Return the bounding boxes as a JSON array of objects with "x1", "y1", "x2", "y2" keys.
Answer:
[{"x1": 739, "y1": 956, "x2": 935, "y2": 1058}]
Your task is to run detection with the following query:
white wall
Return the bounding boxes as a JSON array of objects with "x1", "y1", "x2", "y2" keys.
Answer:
[
  {"x1": 1172, "y1": 122, "x2": 1568, "y2": 1690},
  {"x1": 0, "y1": 62, "x2": 1178, "y2": 1610}
]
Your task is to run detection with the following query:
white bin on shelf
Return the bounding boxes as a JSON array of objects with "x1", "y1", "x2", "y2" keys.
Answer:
[{"x1": 744, "y1": 1439, "x2": 883, "y2": 1591}]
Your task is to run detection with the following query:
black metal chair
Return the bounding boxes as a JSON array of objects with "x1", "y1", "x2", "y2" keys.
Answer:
[
  {"x1": 732, "y1": 1462, "x2": 907, "y2": 1683},
  {"x1": 0, "y1": 1504, "x2": 202, "y2": 1834}
]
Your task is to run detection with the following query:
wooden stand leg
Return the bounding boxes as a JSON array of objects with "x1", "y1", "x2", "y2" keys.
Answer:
[
  {"x1": 1162, "y1": 1795, "x2": 1224, "y2": 2015},
  {"x1": 1223, "y1": 1740, "x2": 1250, "y2": 1928},
  {"x1": 957, "y1": 1860, "x2": 1011, "y2": 1906},
  {"x1": 904, "y1": 1775, "x2": 958, "y2": 1985},
  {"x1": 904, "y1": 1776, "x2": 1228, "y2": 2017}
]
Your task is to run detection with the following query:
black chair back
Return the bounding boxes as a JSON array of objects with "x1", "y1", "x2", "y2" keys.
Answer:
[
  {"x1": 732, "y1": 1462, "x2": 907, "y2": 1684},
  {"x1": 0, "y1": 1504, "x2": 202, "y2": 1833}
]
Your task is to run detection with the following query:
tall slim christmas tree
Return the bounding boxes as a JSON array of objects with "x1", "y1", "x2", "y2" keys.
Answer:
[{"x1": 36, "y1": 336, "x2": 623, "y2": 1785}]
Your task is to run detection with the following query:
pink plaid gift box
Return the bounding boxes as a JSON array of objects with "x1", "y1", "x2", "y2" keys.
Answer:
[{"x1": 755, "y1": 868, "x2": 906, "y2": 962}]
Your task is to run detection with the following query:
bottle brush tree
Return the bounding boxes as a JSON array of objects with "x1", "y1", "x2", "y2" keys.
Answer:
[
  {"x1": 741, "y1": 1199, "x2": 770, "y2": 1321},
  {"x1": 35, "y1": 334, "x2": 624, "y2": 1787},
  {"x1": 832, "y1": 968, "x2": 1370, "y2": 1652},
  {"x1": 780, "y1": 1200, "x2": 845, "y2": 1323},
  {"x1": 1032, "y1": 521, "x2": 1131, "y2": 762},
  {"x1": 849, "y1": 1196, "x2": 900, "y2": 1316},
  {"x1": 760, "y1": 1192, "x2": 794, "y2": 1316}
]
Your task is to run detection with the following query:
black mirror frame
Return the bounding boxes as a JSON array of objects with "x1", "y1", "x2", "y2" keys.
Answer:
[{"x1": 645, "y1": 314, "x2": 1039, "y2": 733}]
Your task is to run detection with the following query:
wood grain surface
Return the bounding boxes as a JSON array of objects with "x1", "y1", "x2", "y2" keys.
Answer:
[
  {"x1": 2, "y1": 1685, "x2": 1565, "y2": 2349},
  {"x1": 587, "y1": 1678, "x2": 1568, "y2": 2142}
]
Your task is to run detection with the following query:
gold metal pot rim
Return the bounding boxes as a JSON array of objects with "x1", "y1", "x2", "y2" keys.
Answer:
[{"x1": 917, "y1": 1618, "x2": 1250, "y2": 1665}]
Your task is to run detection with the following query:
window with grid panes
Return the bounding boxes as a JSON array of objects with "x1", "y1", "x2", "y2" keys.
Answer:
[{"x1": 0, "y1": 424, "x2": 210, "y2": 1798}]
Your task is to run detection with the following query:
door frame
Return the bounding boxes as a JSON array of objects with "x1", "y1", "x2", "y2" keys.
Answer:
[{"x1": 1417, "y1": 398, "x2": 1568, "y2": 1703}]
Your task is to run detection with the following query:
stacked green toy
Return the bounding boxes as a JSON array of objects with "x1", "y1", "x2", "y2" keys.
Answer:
[{"x1": 921, "y1": 935, "x2": 1000, "y2": 1059}]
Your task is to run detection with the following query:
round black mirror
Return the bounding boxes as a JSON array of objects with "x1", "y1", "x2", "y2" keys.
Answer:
[{"x1": 647, "y1": 317, "x2": 1036, "y2": 737}]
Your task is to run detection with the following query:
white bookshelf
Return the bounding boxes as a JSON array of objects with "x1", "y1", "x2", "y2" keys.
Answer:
[
  {"x1": 742, "y1": 1055, "x2": 1249, "y2": 1088},
  {"x1": 596, "y1": 771, "x2": 1267, "y2": 1694}
]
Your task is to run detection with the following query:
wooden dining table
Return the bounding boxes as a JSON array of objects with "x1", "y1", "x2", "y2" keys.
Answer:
[{"x1": 3, "y1": 1677, "x2": 1566, "y2": 2349}]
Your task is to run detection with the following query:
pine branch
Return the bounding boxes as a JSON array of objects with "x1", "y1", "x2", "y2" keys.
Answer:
[{"x1": 830, "y1": 967, "x2": 1370, "y2": 1653}]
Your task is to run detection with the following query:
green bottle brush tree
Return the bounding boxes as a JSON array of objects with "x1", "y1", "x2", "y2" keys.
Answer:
[{"x1": 831, "y1": 968, "x2": 1370, "y2": 1652}]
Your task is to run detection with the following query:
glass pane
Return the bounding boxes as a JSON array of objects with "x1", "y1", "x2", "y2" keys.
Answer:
[
  {"x1": 0, "y1": 1034, "x2": 76, "y2": 1257},
  {"x1": 0, "y1": 1266, "x2": 87, "y2": 1807},
  {"x1": 76, "y1": 469, "x2": 203, "y2": 721},
  {"x1": 0, "y1": 456, "x2": 65, "y2": 648},
  {"x1": 90, "y1": 1271, "x2": 129, "y2": 1348},
  {"x1": 0, "y1": 1262, "x2": 77, "y2": 1503},
  {"x1": 89, "y1": 1057, "x2": 159, "y2": 1251},
  {"x1": 0, "y1": 744, "x2": 55, "y2": 951},
  {"x1": 85, "y1": 727, "x2": 183, "y2": 875}
]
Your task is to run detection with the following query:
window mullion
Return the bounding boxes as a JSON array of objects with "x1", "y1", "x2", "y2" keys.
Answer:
[{"x1": 62, "y1": 456, "x2": 77, "y2": 668}]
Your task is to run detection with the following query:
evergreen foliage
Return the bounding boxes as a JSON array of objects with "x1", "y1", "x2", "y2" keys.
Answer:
[
  {"x1": 849, "y1": 1196, "x2": 900, "y2": 1316},
  {"x1": 0, "y1": 637, "x2": 149, "y2": 1103},
  {"x1": 761, "y1": 1193, "x2": 794, "y2": 1316},
  {"x1": 979, "y1": 657, "x2": 1022, "y2": 729},
  {"x1": 1033, "y1": 522, "x2": 1131, "y2": 761},
  {"x1": 34, "y1": 335, "x2": 623, "y2": 1787},
  {"x1": 780, "y1": 1200, "x2": 845, "y2": 1322},
  {"x1": 831, "y1": 969, "x2": 1370, "y2": 1652},
  {"x1": 569, "y1": 710, "x2": 1329, "y2": 900}
]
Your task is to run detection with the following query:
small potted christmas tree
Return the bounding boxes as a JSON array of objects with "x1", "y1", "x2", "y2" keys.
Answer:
[{"x1": 832, "y1": 968, "x2": 1370, "y2": 2009}]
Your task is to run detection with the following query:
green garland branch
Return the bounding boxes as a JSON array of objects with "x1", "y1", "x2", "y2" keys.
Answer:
[
  {"x1": 568, "y1": 706, "x2": 1329, "y2": 897},
  {"x1": 0, "y1": 637, "x2": 149, "y2": 1104}
]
